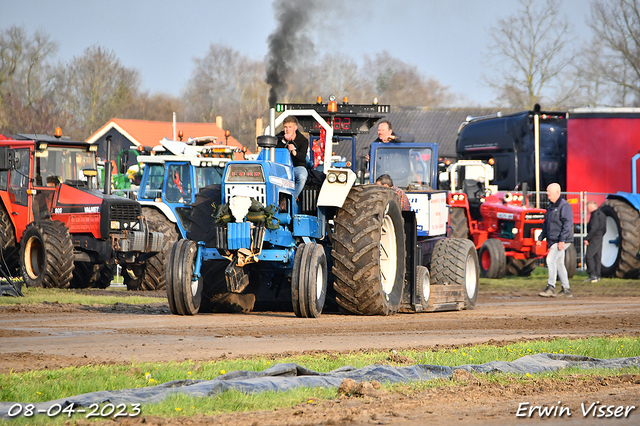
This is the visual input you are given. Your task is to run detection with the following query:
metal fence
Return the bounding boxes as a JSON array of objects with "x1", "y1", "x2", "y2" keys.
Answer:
[{"x1": 527, "y1": 191, "x2": 610, "y2": 271}]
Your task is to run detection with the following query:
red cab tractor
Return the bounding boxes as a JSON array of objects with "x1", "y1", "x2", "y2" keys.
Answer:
[
  {"x1": 445, "y1": 160, "x2": 576, "y2": 278},
  {"x1": 0, "y1": 133, "x2": 163, "y2": 289}
]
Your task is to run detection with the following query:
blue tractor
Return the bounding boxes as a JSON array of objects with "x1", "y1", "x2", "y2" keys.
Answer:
[
  {"x1": 166, "y1": 100, "x2": 479, "y2": 317},
  {"x1": 126, "y1": 137, "x2": 239, "y2": 290},
  {"x1": 600, "y1": 152, "x2": 640, "y2": 278}
]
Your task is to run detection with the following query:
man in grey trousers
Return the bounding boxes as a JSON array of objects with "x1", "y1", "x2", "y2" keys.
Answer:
[{"x1": 538, "y1": 183, "x2": 574, "y2": 298}]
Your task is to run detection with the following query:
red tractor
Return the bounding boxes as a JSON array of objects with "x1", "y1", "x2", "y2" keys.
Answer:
[
  {"x1": 0, "y1": 132, "x2": 163, "y2": 289},
  {"x1": 444, "y1": 160, "x2": 576, "y2": 278}
]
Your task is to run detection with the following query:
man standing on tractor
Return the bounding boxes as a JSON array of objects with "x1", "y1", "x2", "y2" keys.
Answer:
[
  {"x1": 366, "y1": 120, "x2": 400, "y2": 163},
  {"x1": 276, "y1": 116, "x2": 308, "y2": 200},
  {"x1": 538, "y1": 183, "x2": 574, "y2": 298},
  {"x1": 375, "y1": 120, "x2": 397, "y2": 143}
]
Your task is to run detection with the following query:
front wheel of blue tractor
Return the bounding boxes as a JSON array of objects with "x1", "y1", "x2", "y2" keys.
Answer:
[
  {"x1": 166, "y1": 239, "x2": 201, "y2": 315},
  {"x1": 291, "y1": 242, "x2": 327, "y2": 318}
]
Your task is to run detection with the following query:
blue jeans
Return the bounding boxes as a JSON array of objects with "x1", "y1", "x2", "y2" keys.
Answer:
[
  {"x1": 293, "y1": 166, "x2": 308, "y2": 199},
  {"x1": 547, "y1": 242, "x2": 571, "y2": 289}
]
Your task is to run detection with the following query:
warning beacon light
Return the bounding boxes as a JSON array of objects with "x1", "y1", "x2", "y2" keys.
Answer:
[{"x1": 328, "y1": 94, "x2": 337, "y2": 113}]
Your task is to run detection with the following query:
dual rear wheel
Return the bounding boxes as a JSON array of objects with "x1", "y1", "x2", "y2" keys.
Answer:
[{"x1": 291, "y1": 242, "x2": 327, "y2": 318}]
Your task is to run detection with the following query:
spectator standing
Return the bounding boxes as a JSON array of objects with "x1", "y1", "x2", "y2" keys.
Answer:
[
  {"x1": 584, "y1": 201, "x2": 606, "y2": 282},
  {"x1": 538, "y1": 183, "x2": 574, "y2": 298}
]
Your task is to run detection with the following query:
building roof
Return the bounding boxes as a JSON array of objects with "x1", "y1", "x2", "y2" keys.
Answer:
[
  {"x1": 86, "y1": 118, "x2": 245, "y2": 151},
  {"x1": 340, "y1": 107, "x2": 517, "y2": 160}
]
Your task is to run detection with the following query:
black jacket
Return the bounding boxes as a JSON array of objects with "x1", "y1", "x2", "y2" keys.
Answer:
[
  {"x1": 586, "y1": 209, "x2": 606, "y2": 242},
  {"x1": 276, "y1": 130, "x2": 309, "y2": 168},
  {"x1": 374, "y1": 131, "x2": 415, "y2": 143},
  {"x1": 539, "y1": 197, "x2": 574, "y2": 244}
]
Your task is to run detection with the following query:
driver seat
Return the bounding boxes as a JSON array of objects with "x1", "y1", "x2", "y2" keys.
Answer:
[{"x1": 462, "y1": 179, "x2": 483, "y2": 204}]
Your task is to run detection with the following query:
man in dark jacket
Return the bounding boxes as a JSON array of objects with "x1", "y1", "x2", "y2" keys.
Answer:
[
  {"x1": 375, "y1": 120, "x2": 397, "y2": 143},
  {"x1": 276, "y1": 116, "x2": 309, "y2": 199},
  {"x1": 584, "y1": 201, "x2": 606, "y2": 282},
  {"x1": 538, "y1": 183, "x2": 574, "y2": 298}
]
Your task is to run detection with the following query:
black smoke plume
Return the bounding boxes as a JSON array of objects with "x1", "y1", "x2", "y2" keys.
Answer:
[{"x1": 265, "y1": 0, "x2": 317, "y2": 107}]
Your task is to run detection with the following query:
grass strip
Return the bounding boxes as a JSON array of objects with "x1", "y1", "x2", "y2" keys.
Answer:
[
  {"x1": 1, "y1": 336, "x2": 639, "y2": 424},
  {"x1": 0, "y1": 287, "x2": 163, "y2": 306}
]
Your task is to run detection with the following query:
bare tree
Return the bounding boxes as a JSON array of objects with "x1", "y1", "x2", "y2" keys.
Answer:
[
  {"x1": 484, "y1": 0, "x2": 577, "y2": 109},
  {"x1": 121, "y1": 92, "x2": 184, "y2": 122},
  {"x1": 363, "y1": 51, "x2": 455, "y2": 107},
  {"x1": 311, "y1": 53, "x2": 375, "y2": 103},
  {"x1": 587, "y1": 0, "x2": 640, "y2": 106},
  {"x1": 56, "y1": 45, "x2": 139, "y2": 139},
  {"x1": 572, "y1": 38, "x2": 612, "y2": 107},
  {"x1": 0, "y1": 26, "x2": 60, "y2": 135},
  {"x1": 183, "y1": 44, "x2": 268, "y2": 147}
]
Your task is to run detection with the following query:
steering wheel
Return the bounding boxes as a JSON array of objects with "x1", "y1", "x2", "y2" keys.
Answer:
[{"x1": 474, "y1": 188, "x2": 492, "y2": 200}]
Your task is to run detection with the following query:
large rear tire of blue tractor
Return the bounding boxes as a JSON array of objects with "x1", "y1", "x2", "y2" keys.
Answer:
[
  {"x1": 600, "y1": 200, "x2": 640, "y2": 278},
  {"x1": 132, "y1": 207, "x2": 179, "y2": 291},
  {"x1": 166, "y1": 239, "x2": 201, "y2": 315},
  {"x1": 332, "y1": 185, "x2": 406, "y2": 316},
  {"x1": 291, "y1": 242, "x2": 327, "y2": 318},
  {"x1": 187, "y1": 184, "x2": 222, "y2": 246}
]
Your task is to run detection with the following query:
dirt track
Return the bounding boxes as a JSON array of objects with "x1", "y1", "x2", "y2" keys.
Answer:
[{"x1": 1, "y1": 290, "x2": 640, "y2": 425}]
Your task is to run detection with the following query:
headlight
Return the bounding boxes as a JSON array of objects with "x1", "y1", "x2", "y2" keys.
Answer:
[
  {"x1": 512, "y1": 228, "x2": 519, "y2": 234},
  {"x1": 337, "y1": 173, "x2": 347, "y2": 183},
  {"x1": 110, "y1": 221, "x2": 120, "y2": 230},
  {"x1": 504, "y1": 192, "x2": 512, "y2": 202},
  {"x1": 327, "y1": 173, "x2": 337, "y2": 183}
]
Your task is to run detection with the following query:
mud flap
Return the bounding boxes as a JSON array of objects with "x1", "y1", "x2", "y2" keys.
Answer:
[{"x1": 225, "y1": 256, "x2": 250, "y2": 293}]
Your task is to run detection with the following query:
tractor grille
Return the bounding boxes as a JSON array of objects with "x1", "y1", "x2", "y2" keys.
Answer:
[
  {"x1": 109, "y1": 203, "x2": 141, "y2": 222},
  {"x1": 523, "y1": 223, "x2": 542, "y2": 239},
  {"x1": 300, "y1": 186, "x2": 319, "y2": 214},
  {"x1": 225, "y1": 184, "x2": 266, "y2": 205},
  {"x1": 100, "y1": 198, "x2": 143, "y2": 239}
]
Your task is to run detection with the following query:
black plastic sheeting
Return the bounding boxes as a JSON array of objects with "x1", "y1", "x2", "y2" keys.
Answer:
[{"x1": 2, "y1": 353, "x2": 639, "y2": 418}]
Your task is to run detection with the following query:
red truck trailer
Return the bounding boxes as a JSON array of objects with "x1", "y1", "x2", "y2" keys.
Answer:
[{"x1": 567, "y1": 108, "x2": 640, "y2": 197}]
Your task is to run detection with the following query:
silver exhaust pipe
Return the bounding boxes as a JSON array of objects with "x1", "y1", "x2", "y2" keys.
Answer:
[{"x1": 269, "y1": 108, "x2": 276, "y2": 162}]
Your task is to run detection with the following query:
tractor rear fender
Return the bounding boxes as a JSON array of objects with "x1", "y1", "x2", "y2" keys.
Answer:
[
  {"x1": 607, "y1": 192, "x2": 640, "y2": 212},
  {"x1": 138, "y1": 200, "x2": 178, "y2": 223},
  {"x1": 317, "y1": 168, "x2": 357, "y2": 208}
]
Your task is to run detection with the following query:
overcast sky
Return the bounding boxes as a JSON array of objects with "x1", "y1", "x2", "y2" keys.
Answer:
[{"x1": 1, "y1": 0, "x2": 591, "y2": 106}]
